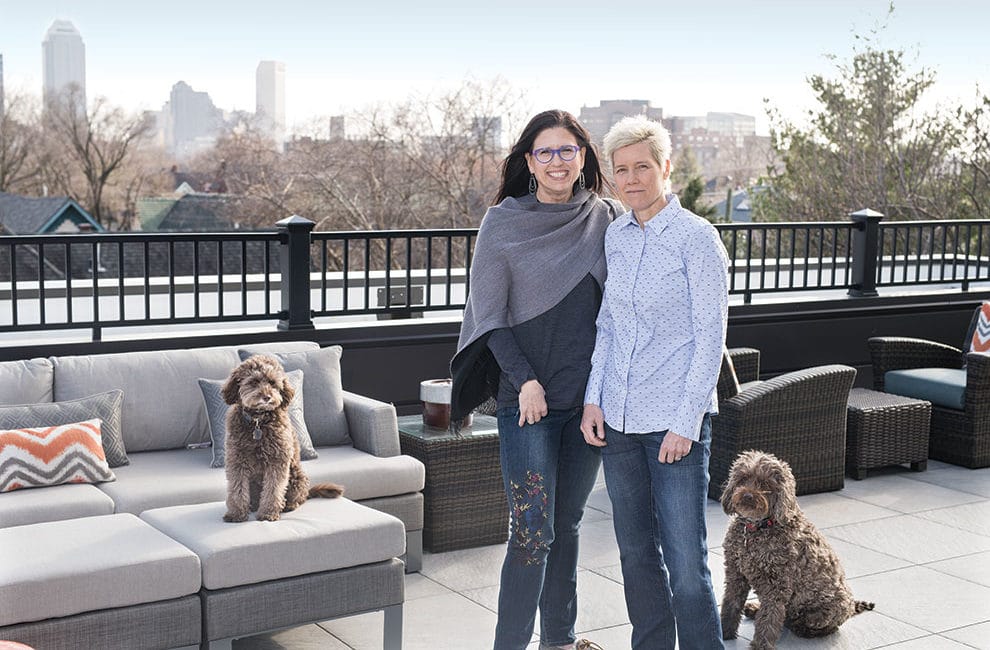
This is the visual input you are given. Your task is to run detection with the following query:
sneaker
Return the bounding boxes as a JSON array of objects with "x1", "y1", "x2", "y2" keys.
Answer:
[{"x1": 575, "y1": 640, "x2": 604, "y2": 650}]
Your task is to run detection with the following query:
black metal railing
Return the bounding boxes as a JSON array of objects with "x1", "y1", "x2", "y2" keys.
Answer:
[{"x1": 2, "y1": 211, "x2": 988, "y2": 340}]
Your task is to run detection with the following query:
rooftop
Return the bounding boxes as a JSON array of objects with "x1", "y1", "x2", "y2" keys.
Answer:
[{"x1": 226, "y1": 461, "x2": 990, "y2": 649}]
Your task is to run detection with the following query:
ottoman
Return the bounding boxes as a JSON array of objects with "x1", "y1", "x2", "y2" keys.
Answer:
[
  {"x1": 141, "y1": 498, "x2": 406, "y2": 649},
  {"x1": 846, "y1": 388, "x2": 932, "y2": 480},
  {"x1": 0, "y1": 514, "x2": 202, "y2": 650}
]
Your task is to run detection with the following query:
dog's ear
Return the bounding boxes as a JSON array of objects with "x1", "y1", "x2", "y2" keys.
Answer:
[
  {"x1": 222, "y1": 365, "x2": 246, "y2": 405},
  {"x1": 279, "y1": 374, "x2": 295, "y2": 406},
  {"x1": 769, "y1": 458, "x2": 799, "y2": 524},
  {"x1": 720, "y1": 463, "x2": 739, "y2": 515}
]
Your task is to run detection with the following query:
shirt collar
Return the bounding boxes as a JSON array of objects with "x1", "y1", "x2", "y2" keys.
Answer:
[{"x1": 620, "y1": 193, "x2": 682, "y2": 231}]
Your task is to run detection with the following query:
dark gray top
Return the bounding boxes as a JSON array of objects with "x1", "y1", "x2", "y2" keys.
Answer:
[{"x1": 487, "y1": 273, "x2": 602, "y2": 410}]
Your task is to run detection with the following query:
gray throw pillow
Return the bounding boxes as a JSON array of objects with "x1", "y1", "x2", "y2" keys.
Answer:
[
  {"x1": 198, "y1": 369, "x2": 318, "y2": 469},
  {"x1": 0, "y1": 390, "x2": 128, "y2": 467},
  {"x1": 238, "y1": 346, "x2": 350, "y2": 447}
]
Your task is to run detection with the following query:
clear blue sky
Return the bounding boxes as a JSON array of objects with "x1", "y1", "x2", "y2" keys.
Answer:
[{"x1": 1, "y1": 0, "x2": 987, "y2": 135}]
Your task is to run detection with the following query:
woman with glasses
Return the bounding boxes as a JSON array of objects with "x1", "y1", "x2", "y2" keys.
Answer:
[
  {"x1": 451, "y1": 109, "x2": 617, "y2": 650},
  {"x1": 581, "y1": 115, "x2": 727, "y2": 649}
]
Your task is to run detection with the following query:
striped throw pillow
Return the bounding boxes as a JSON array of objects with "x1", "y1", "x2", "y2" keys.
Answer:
[
  {"x1": 970, "y1": 302, "x2": 990, "y2": 354},
  {"x1": 0, "y1": 419, "x2": 115, "y2": 492}
]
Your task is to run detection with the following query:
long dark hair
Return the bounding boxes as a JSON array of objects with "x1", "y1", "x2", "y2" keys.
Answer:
[{"x1": 494, "y1": 109, "x2": 604, "y2": 204}]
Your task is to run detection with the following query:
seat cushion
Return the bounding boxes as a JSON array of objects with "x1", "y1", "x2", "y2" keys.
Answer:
[
  {"x1": 0, "y1": 483, "x2": 114, "y2": 529},
  {"x1": 301, "y1": 445, "x2": 425, "y2": 500},
  {"x1": 140, "y1": 498, "x2": 405, "y2": 590},
  {"x1": 884, "y1": 368, "x2": 966, "y2": 410},
  {"x1": 0, "y1": 513, "x2": 201, "y2": 626},
  {"x1": 96, "y1": 448, "x2": 226, "y2": 514}
]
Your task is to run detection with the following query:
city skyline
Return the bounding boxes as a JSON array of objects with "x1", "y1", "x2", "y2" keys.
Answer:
[{"x1": 1, "y1": 1, "x2": 988, "y2": 136}]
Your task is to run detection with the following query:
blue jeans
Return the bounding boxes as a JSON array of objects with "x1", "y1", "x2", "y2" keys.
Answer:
[
  {"x1": 493, "y1": 406, "x2": 602, "y2": 650},
  {"x1": 602, "y1": 415, "x2": 723, "y2": 650}
]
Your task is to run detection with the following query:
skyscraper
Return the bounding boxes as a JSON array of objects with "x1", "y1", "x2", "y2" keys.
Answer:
[
  {"x1": 255, "y1": 61, "x2": 285, "y2": 145},
  {"x1": 165, "y1": 81, "x2": 222, "y2": 157},
  {"x1": 42, "y1": 19, "x2": 86, "y2": 107}
]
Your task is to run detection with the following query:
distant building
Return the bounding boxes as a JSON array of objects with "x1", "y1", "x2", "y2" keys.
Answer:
[
  {"x1": 328, "y1": 115, "x2": 346, "y2": 140},
  {"x1": 256, "y1": 61, "x2": 286, "y2": 146},
  {"x1": 668, "y1": 112, "x2": 756, "y2": 147},
  {"x1": 42, "y1": 19, "x2": 86, "y2": 107},
  {"x1": 0, "y1": 53, "x2": 5, "y2": 119},
  {"x1": 578, "y1": 100, "x2": 664, "y2": 144},
  {"x1": 0, "y1": 192, "x2": 102, "y2": 234},
  {"x1": 164, "y1": 81, "x2": 223, "y2": 157},
  {"x1": 471, "y1": 116, "x2": 502, "y2": 151}
]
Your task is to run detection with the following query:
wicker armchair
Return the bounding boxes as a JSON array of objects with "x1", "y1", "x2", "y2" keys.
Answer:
[
  {"x1": 868, "y1": 308, "x2": 990, "y2": 468},
  {"x1": 709, "y1": 354, "x2": 856, "y2": 500}
]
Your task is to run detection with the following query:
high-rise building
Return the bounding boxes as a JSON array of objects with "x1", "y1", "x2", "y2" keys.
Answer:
[
  {"x1": 578, "y1": 100, "x2": 664, "y2": 144},
  {"x1": 256, "y1": 61, "x2": 285, "y2": 145},
  {"x1": 165, "y1": 81, "x2": 222, "y2": 157},
  {"x1": 42, "y1": 19, "x2": 86, "y2": 107}
]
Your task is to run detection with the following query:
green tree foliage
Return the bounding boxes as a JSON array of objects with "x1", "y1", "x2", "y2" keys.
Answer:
[
  {"x1": 757, "y1": 9, "x2": 964, "y2": 222},
  {"x1": 680, "y1": 177, "x2": 718, "y2": 220}
]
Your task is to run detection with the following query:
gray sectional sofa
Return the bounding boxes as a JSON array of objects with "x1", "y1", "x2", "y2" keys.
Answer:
[{"x1": 0, "y1": 341, "x2": 425, "y2": 649}]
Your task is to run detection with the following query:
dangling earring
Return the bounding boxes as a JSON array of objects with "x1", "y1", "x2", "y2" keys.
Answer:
[
  {"x1": 528, "y1": 173, "x2": 537, "y2": 195},
  {"x1": 579, "y1": 171, "x2": 586, "y2": 190}
]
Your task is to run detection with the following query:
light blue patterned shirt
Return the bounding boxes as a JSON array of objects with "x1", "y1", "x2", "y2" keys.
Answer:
[{"x1": 584, "y1": 194, "x2": 729, "y2": 441}]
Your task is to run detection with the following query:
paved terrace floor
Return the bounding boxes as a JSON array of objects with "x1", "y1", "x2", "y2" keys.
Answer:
[{"x1": 225, "y1": 461, "x2": 990, "y2": 650}]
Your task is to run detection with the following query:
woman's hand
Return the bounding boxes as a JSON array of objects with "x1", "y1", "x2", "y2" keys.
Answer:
[
  {"x1": 580, "y1": 404, "x2": 607, "y2": 447},
  {"x1": 518, "y1": 379, "x2": 548, "y2": 427},
  {"x1": 658, "y1": 430, "x2": 692, "y2": 463}
]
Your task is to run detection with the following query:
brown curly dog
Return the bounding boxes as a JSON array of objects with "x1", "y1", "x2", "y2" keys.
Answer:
[
  {"x1": 221, "y1": 355, "x2": 343, "y2": 522},
  {"x1": 720, "y1": 450, "x2": 873, "y2": 649}
]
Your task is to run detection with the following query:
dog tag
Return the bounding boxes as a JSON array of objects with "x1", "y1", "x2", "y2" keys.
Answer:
[{"x1": 253, "y1": 420, "x2": 262, "y2": 440}]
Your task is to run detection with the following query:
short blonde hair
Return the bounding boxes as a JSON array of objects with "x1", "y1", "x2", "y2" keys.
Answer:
[{"x1": 602, "y1": 115, "x2": 672, "y2": 176}]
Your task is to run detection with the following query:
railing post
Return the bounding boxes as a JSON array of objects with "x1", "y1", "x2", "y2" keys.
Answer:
[
  {"x1": 277, "y1": 215, "x2": 315, "y2": 331},
  {"x1": 848, "y1": 208, "x2": 884, "y2": 297}
]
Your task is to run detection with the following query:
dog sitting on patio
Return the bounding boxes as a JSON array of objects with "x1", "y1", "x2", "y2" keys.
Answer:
[
  {"x1": 221, "y1": 355, "x2": 343, "y2": 522},
  {"x1": 719, "y1": 450, "x2": 873, "y2": 649}
]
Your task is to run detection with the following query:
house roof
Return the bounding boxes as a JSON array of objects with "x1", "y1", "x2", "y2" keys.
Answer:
[
  {"x1": 0, "y1": 192, "x2": 103, "y2": 234},
  {"x1": 154, "y1": 193, "x2": 279, "y2": 231}
]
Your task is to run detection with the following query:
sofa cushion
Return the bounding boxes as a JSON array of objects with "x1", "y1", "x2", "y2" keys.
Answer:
[
  {"x1": 239, "y1": 346, "x2": 350, "y2": 447},
  {"x1": 0, "y1": 358, "x2": 53, "y2": 405},
  {"x1": 885, "y1": 368, "x2": 966, "y2": 410},
  {"x1": 969, "y1": 302, "x2": 990, "y2": 354},
  {"x1": 198, "y1": 369, "x2": 317, "y2": 468},
  {"x1": 0, "y1": 390, "x2": 128, "y2": 468},
  {"x1": 300, "y1": 445, "x2": 425, "y2": 500},
  {"x1": 0, "y1": 513, "x2": 201, "y2": 627},
  {"x1": 0, "y1": 483, "x2": 115, "y2": 529},
  {"x1": 52, "y1": 347, "x2": 242, "y2": 452},
  {"x1": 96, "y1": 448, "x2": 225, "y2": 514},
  {"x1": 1, "y1": 419, "x2": 115, "y2": 493},
  {"x1": 140, "y1": 499, "x2": 405, "y2": 590}
]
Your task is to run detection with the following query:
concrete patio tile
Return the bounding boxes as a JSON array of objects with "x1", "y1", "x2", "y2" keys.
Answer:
[
  {"x1": 905, "y1": 462, "x2": 990, "y2": 498},
  {"x1": 404, "y1": 572, "x2": 455, "y2": 600},
  {"x1": 926, "y1": 550, "x2": 990, "y2": 588},
  {"x1": 585, "y1": 487, "x2": 613, "y2": 516},
  {"x1": 848, "y1": 565, "x2": 990, "y2": 633},
  {"x1": 420, "y1": 542, "x2": 506, "y2": 592},
  {"x1": 728, "y1": 609, "x2": 930, "y2": 649},
  {"x1": 883, "y1": 635, "x2": 981, "y2": 649},
  {"x1": 798, "y1": 491, "x2": 901, "y2": 529},
  {"x1": 827, "y1": 514, "x2": 990, "y2": 564},
  {"x1": 823, "y1": 536, "x2": 911, "y2": 578},
  {"x1": 838, "y1": 475, "x2": 984, "y2": 513},
  {"x1": 234, "y1": 623, "x2": 349, "y2": 649},
  {"x1": 576, "y1": 518, "x2": 622, "y2": 570},
  {"x1": 320, "y1": 591, "x2": 498, "y2": 650},
  {"x1": 914, "y1": 499, "x2": 990, "y2": 537},
  {"x1": 941, "y1": 621, "x2": 990, "y2": 649}
]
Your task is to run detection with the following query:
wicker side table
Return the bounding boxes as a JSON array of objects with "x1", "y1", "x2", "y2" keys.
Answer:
[
  {"x1": 846, "y1": 388, "x2": 932, "y2": 480},
  {"x1": 397, "y1": 414, "x2": 508, "y2": 552}
]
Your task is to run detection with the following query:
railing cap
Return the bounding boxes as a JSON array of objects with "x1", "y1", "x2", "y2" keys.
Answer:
[
  {"x1": 276, "y1": 215, "x2": 315, "y2": 229},
  {"x1": 849, "y1": 208, "x2": 884, "y2": 220}
]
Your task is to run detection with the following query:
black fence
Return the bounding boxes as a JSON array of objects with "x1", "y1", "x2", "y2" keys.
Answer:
[{"x1": 1, "y1": 211, "x2": 987, "y2": 340}]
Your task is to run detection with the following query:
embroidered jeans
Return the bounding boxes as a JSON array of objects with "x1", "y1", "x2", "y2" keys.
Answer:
[
  {"x1": 602, "y1": 414, "x2": 723, "y2": 650},
  {"x1": 493, "y1": 406, "x2": 602, "y2": 650}
]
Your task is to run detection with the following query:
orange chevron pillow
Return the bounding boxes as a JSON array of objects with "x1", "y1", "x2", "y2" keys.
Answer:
[
  {"x1": 0, "y1": 419, "x2": 115, "y2": 493},
  {"x1": 970, "y1": 302, "x2": 990, "y2": 354}
]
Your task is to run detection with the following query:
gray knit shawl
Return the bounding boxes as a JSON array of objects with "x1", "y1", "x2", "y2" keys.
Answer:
[{"x1": 456, "y1": 189, "x2": 613, "y2": 355}]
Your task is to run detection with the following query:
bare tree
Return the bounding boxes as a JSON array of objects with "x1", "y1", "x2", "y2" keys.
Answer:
[
  {"x1": 0, "y1": 92, "x2": 43, "y2": 193},
  {"x1": 43, "y1": 86, "x2": 154, "y2": 229}
]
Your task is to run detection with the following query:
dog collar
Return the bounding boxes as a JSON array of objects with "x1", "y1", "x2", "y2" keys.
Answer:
[
  {"x1": 241, "y1": 409, "x2": 269, "y2": 441},
  {"x1": 742, "y1": 517, "x2": 774, "y2": 532}
]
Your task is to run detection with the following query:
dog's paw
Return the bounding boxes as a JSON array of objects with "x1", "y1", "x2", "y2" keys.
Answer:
[
  {"x1": 223, "y1": 512, "x2": 248, "y2": 523},
  {"x1": 256, "y1": 511, "x2": 281, "y2": 522}
]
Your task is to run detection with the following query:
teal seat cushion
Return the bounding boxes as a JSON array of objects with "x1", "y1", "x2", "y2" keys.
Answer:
[{"x1": 885, "y1": 368, "x2": 966, "y2": 410}]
